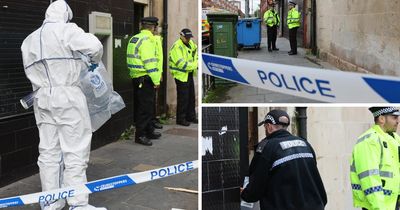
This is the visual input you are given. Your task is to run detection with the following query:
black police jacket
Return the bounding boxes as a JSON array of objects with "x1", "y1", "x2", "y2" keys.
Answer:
[{"x1": 241, "y1": 129, "x2": 327, "y2": 210}]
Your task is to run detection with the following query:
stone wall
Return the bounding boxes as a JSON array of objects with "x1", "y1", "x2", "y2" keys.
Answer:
[
  {"x1": 307, "y1": 107, "x2": 373, "y2": 210},
  {"x1": 166, "y1": 0, "x2": 199, "y2": 115},
  {"x1": 316, "y1": 0, "x2": 400, "y2": 76}
]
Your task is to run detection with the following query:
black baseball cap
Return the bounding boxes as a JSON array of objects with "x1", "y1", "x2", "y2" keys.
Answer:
[
  {"x1": 289, "y1": 1, "x2": 296, "y2": 6},
  {"x1": 258, "y1": 109, "x2": 290, "y2": 126},
  {"x1": 369, "y1": 107, "x2": 400, "y2": 118},
  {"x1": 180, "y1": 28, "x2": 193, "y2": 38},
  {"x1": 141, "y1": 16, "x2": 159, "y2": 26}
]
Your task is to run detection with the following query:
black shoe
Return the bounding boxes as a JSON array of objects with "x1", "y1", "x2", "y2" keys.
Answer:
[
  {"x1": 268, "y1": 48, "x2": 272, "y2": 52},
  {"x1": 288, "y1": 52, "x2": 297, "y2": 55},
  {"x1": 288, "y1": 51, "x2": 292, "y2": 54},
  {"x1": 187, "y1": 118, "x2": 198, "y2": 124},
  {"x1": 147, "y1": 131, "x2": 161, "y2": 139},
  {"x1": 272, "y1": 48, "x2": 279, "y2": 51},
  {"x1": 153, "y1": 122, "x2": 163, "y2": 129},
  {"x1": 135, "y1": 136, "x2": 152, "y2": 146},
  {"x1": 177, "y1": 120, "x2": 190, "y2": 126}
]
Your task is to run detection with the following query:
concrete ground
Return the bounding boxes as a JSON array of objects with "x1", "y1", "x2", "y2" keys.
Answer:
[
  {"x1": 221, "y1": 34, "x2": 339, "y2": 103},
  {"x1": 0, "y1": 123, "x2": 198, "y2": 210}
]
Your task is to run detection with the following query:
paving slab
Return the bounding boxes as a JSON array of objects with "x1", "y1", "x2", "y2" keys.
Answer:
[{"x1": 0, "y1": 123, "x2": 198, "y2": 210}]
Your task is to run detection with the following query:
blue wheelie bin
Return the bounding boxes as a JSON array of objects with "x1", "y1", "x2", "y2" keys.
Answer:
[{"x1": 237, "y1": 18, "x2": 262, "y2": 50}]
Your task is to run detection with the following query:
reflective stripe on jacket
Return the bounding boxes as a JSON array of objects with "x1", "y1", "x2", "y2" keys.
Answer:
[
  {"x1": 154, "y1": 35, "x2": 163, "y2": 79},
  {"x1": 241, "y1": 129, "x2": 327, "y2": 210},
  {"x1": 169, "y1": 38, "x2": 198, "y2": 82},
  {"x1": 287, "y1": 8, "x2": 300, "y2": 29},
  {"x1": 127, "y1": 29, "x2": 160, "y2": 85},
  {"x1": 264, "y1": 9, "x2": 280, "y2": 27},
  {"x1": 350, "y1": 125, "x2": 400, "y2": 210}
]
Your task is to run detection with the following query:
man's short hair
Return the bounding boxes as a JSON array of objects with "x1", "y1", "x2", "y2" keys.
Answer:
[{"x1": 273, "y1": 124, "x2": 288, "y2": 130}]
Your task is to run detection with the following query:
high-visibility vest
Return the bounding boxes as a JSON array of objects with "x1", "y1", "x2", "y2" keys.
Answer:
[
  {"x1": 169, "y1": 38, "x2": 198, "y2": 82},
  {"x1": 263, "y1": 9, "x2": 280, "y2": 27},
  {"x1": 287, "y1": 8, "x2": 300, "y2": 29},
  {"x1": 154, "y1": 35, "x2": 163, "y2": 79},
  {"x1": 127, "y1": 29, "x2": 161, "y2": 85},
  {"x1": 350, "y1": 125, "x2": 400, "y2": 210}
]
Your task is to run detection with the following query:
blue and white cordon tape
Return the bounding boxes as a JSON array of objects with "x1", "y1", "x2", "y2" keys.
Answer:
[
  {"x1": 0, "y1": 160, "x2": 198, "y2": 208},
  {"x1": 202, "y1": 53, "x2": 400, "y2": 103}
]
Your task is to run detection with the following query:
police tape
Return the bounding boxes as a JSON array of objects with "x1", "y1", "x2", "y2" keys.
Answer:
[
  {"x1": 202, "y1": 53, "x2": 400, "y2": 103},
  {"x1": 0, "y1": 160, "x2": 198, "y2": 208}
]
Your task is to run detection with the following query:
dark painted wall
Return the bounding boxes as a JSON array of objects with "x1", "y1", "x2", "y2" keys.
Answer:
[
  {"x1": 202, "y1": 107, "x2": 241, "y2": 210},
  {"x1": 0, "y1": 0, "x2": 136, "y2": 186}
]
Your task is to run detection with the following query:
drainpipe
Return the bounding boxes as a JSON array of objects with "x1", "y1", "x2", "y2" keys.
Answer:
[
  {"x1": 161, "y1": 0, "x2": 168, "y2": 115},
  {"x1": 296, "y1": 107, "x2": 307, "y2": 140},
  {"x1": 280, "y1": 1, "x2": 284, "y2": 36},
  {"x1": 0, "y1": 155, "x2": 2, "y2": 180},
  {"x1": 311, "y1": 0, "x2": 317, "y2": 54},
  {"x1": 149, "y1": 0, "x2": 153, "y2": 16},
  {"x1": 303, "y1": 0, "x2": 307, "y2": 47},
  {"x1": 245, "y1": 0, "x2": 250, "y2": 17}
]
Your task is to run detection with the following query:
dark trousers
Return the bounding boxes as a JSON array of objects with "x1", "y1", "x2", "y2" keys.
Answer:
[
  {"x1": 134, "y1": 82, "x2": 158, "y2": 125},
  {"x1": 151, "y1": 89, "x2": 158, "y2": 125},
  {"x1": 175, "y1": 72, "x2": 196, "y2": 122},
  {"x1": 132, "y1": 76, "x2": 155, "y2": 138},
  {"x1": 267, "y1": 25, "x2": 278, "y2": 50},
  {"x1": 289, "y1": 27, "x2": 298, "y2": 53}
]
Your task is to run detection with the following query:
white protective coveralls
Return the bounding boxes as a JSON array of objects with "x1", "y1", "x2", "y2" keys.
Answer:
[{"x1": 21, "y1": 1, "x2": 105, "y2": 210}]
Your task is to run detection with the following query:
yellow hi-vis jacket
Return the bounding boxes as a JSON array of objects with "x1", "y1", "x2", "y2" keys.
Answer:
[
  {"x1": 169, "y1": 38, "x2": 198, "y2": 82},
  {"x1": 350, "y1": 125, "x2": 400, "y2": 210},
  {"x1": 127, "y1": 29, "x2": 161, "y2": 85},
  {"x1": 263, "y1": 9, "x2": 280, "y2": 27},
  {"x1": 154, "y1": 35, "x2": 163, "y2": 79},
  {"x1": 287, "y1": 8, "x2": 300, "y2": 29}
]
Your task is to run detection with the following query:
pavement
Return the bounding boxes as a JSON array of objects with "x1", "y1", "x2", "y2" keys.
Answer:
[
  {"x1": 221, "y1": 33, "x2": 339, "y2": 103},
  {"x1": 0, "y1": 123, "x2": 198, "y2": 210}
]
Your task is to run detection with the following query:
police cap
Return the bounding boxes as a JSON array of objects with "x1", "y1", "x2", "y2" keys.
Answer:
[
  {"x1": 369, "y1": 107, "x2": 400, "y2": 118},
  {"x1": 258, "y1": 109, "x2": 290, "y2": 126},
  {"x1": 180, "y1": 28, "x2": 193, "y2": 38},
  {"x1": 289, "y1": 1, "x2": 297, "y2": 6},
  {"x1": 141, "y1": 16, "x2": 159, "y2": 26}
]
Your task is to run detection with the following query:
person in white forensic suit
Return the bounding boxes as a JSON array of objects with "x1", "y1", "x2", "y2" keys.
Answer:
[{"x1": 21, "y1": 1, "x2": 106, "y2": 209}]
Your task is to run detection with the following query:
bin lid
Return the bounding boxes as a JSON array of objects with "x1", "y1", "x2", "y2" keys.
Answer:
[
  {"x1": 238, "y1": 18, "x2": 262, "y2": 23},
  {"x1": 207, "y1": 12, "x2": 238, "y2": 16},
  {"x1": 239, "y1": 17, "x2": 261, "y2": 20},
  {"x1": 207, "y1": 12, "x2": 239, "y2": 21}
]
